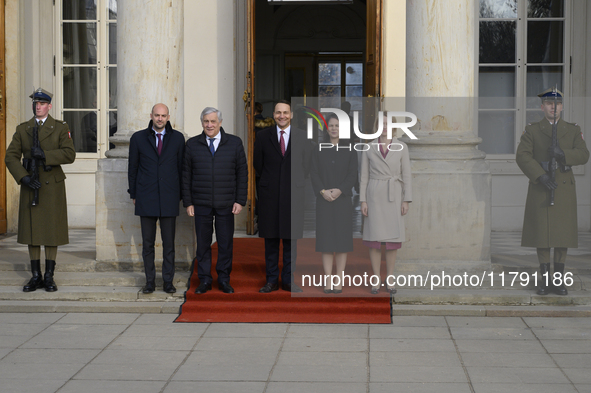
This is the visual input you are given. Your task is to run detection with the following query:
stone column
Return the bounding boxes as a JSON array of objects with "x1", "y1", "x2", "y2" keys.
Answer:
[
  {"x1": 96, "y1": 0, "x2": 194, "y2": 266},
  {"x1": 396, "y1": 0, "x2": 491, "y2": 273}
]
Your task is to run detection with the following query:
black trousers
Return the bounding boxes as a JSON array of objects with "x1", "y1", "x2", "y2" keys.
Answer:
[
  {"x1": 140, "y1": 216, "x2": 176, "y2": 284},
  {"x1": 194, "y1": 209, "x2": 235, "y2": 285},
  {"x1": 264, "y1": 238, "x2": 297, "y2": 284}
]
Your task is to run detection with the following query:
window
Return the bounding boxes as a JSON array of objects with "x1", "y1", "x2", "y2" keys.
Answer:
[
  {"x1": 56, "y1": 0, "x2": 117, "y2": 156},
  {"x1": 478, "y1": 0, "x2": 569, "y2": 155},
  {"x1": 317, "y1": 59, "x2": 363, "y2": 112}
]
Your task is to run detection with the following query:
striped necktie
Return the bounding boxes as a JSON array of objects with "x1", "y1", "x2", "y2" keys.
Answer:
[{"x1": 280, "y1": 131, "x2": 286, "y2": 156}]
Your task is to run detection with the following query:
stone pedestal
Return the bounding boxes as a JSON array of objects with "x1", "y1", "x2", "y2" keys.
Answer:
[
  {"x1": 396, "y1": 129, "x2": 491, "y2": 272},
  {"x1": 96, "y1": 159, "x2": 194, "y2": 263},
  {"x1": 96, "y1": 0, "x2": 192, "y2": 264}
]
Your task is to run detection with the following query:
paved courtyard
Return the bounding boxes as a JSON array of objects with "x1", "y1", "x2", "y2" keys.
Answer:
[{"x1": 0, "y1": 313, "x2": 590, "y2": 393}]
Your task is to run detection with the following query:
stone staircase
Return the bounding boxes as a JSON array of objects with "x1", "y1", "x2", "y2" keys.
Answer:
[
  {"x1": 0, "y1": 230, "x2": 189, "y2": 313},
  {"x1": 1, "y1": 230, "x2": 590, "y2": 316}
]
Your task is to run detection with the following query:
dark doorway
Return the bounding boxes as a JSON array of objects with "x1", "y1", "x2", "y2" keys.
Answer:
[
  {"x1": 254, "y1": 0, "x2": 367, "y2": 117},
  {"x1": 245, "y1": 0, "x2": 381, "y2": 234}
]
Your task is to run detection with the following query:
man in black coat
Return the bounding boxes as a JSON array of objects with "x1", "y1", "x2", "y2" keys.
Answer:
[
  {"x1": 128, "y1": 103, "x2": 185, "y2": 294},
  {"x1": 254, "y1": 100, "x2": 312, "y2": 293},
  {"x1": 182, "y1": 107, "x2": 248, "y2": 294}
]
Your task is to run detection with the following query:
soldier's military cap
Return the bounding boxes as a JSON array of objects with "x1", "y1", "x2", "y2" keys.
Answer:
[
  {"x1": 538, "y1": 87, "x2": 563, "y2": 102},
  {"x1": 29, "y1": 87, "x2": 53, "y2": 103}
]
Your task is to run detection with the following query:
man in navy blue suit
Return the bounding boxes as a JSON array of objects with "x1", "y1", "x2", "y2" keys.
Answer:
[
  {"x1": 128, "y1": 103, "x2": 185, "y2": 294},
  {"x1": 182, "y1": 107, "x2": 248, "y2": 294}
]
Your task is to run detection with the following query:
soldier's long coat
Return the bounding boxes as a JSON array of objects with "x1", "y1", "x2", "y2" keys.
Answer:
[
  {"x1": 5, "y1": 116, "x2": 76, "y2": 246},
  {"x1": 516, "y1": 118, "x2": 589, "y2": 248}
]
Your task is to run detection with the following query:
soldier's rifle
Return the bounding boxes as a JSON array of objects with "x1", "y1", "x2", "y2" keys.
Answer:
[
  {"x1": 30, "y1": 101, "x2": 40, "y2": 206},
  {"x1": 549, "y1": 89, "x2": 558, "y2": 206}
]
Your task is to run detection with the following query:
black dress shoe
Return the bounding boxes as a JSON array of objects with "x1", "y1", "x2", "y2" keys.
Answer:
[
  {"x1": 553, "y1": 283, "x2": 568, "y2": 296},
  {"x1": 282, "y1": 283, "x2": 303, "y2": 293},
  {"x1": 23, "y1": 275, "x2": 45, "y2": 292},
  {"x1": 44, "y1": 260, "x2": 58, "y2": 292},
  {"x1": 23, "y1": 260, "x2": 44, "y2": 292},
  {"x1": 370, "y1": 287, "x2": 380, "y2": 294},
  {"x1": 219, "y1": 282, "x2": 235, "y2": 294},
  {"x1": 195, "y1": 282, "x2": 212, "y2": 294},
  {"x1": 537, "y1": 263, "x2": 551, "y2": 295},
  {"x1": 323, "y1": 288, "x2": 333, "y2": 294},
  {"x1": 163, "y1": 282, "x2": 176, "y2": 294},
  {"x1": 333, "y1": 288, "x2": 343, "y2": 294},
  {"x1": 537, "y1": 286, "x2": 551, "y2": 295},
  {"x1": 259, "y1": 282, "x2": 279, "y2": 293},
  {"x1": 553, "y1": 262, "x2": 568, "y2": 296},
  {"x1": 142, "y1": 282, "x2": 155, "y2": 294}
]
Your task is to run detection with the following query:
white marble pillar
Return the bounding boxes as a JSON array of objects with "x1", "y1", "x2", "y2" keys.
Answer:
[
  {"x1": 96, "y1": 0, "x2": 194, "y2": 266},
  {"x1": 108, "y1": 0, "x2": 184, "y2": 156},
  {"x1": 397, "y1": 0, "x2": 491, "y2": 271}
]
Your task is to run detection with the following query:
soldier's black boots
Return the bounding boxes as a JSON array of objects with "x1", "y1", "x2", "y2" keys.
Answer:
[
  {"x1": 553, "y1": 262, "x2": 568, "y2": 295},
  {"x1": 23, "y1": 260, "x2": 44, "y2": 292},
  {"x1": 44, "y1": 260, "x2": 58, "y2": 292},
  {"x1": 536, "y1": 263, "x2": 551, "y2": 295}
]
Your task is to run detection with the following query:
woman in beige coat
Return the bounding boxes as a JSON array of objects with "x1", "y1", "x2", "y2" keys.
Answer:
[{"x1": 360, "y1": 114, "x2": 412, "y2": 294}]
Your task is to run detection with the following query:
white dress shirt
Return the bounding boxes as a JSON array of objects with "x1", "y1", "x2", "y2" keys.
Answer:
[
  {"x1": 277, "y1": 125, "x2": 291, "y2": 147},
  {"x1": 153, "y1": 128, "x2": 166, "y2": 148}
]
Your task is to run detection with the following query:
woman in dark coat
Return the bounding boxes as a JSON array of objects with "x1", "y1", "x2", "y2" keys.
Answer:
[{"x1": 310, "y1": 114, "x2": 358, "y2": 293}]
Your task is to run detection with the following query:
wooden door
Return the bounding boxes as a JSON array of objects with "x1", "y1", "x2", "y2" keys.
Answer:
[
  {"x1": 245, "y1": 0, "x2": 256, "y2": 235},
  {"x1": 0, "y1": 1, "x2": 6, "y2": 234},
  {"x1": 364, "y1": 0, "x2": 383, "y2": 135},
  {"x1": 365, "y1": 0, "x2": 383, "y2": 98}
]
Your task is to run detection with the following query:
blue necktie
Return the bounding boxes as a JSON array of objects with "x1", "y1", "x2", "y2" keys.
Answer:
[{"x1": 209, "y1": 137, "x2": 215, "y2": 156}]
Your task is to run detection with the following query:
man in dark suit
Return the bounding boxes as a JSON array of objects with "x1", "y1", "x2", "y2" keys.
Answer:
[
  {"x1": 254, "y1": 100, "x2": 312, "y2": 293},
  {"x1": 182, "y1": 107, "x2": 248, "y2": 294},
  {"x1": 128, "y1": 103, "x2": 185, "y2": 294}
]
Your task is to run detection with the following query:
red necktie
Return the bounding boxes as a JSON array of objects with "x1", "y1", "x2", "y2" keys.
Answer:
[
  {"x1": 157, "y1": 133, "x2": 163, "y2": 155},
  {"x1": 280, "y1": 131, "x2": 286, "y2": 156}
]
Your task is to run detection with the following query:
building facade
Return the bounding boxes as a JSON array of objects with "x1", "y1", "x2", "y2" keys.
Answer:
[{"x1": 1, "y1": 1, "x2": 590, "y2": 263}]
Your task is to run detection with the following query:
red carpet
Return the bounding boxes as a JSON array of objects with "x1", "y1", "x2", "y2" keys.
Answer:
[{"x1": 175, "y1": 238, "x2": 391, "y2": 323}]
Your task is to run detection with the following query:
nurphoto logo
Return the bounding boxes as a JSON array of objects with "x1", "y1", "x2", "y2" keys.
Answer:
[{"x1": 303, "y1": 108, "x2": 419, "y2": 151}]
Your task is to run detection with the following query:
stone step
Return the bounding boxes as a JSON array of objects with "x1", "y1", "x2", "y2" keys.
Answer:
[
  {"x1": 391, "y1": 304, "x2": 591, "y2": 317},
  {"x1": 95, "y1": 261, "x2": 192, "y2": 272},
  {"x1": 2, "y1": 289, "x2": 591, "y2": 316},
  {"x1": 0, "y1": 286, "x2": 186, "y2": 302},
  {"x1": 0, "y1": 271, "x2": 191, "y2": 287},
  {"x1": 392, "y1": 288, "x2": 591, "y2": 306},
  {"x1": 491, "y1": 263, "x2": 591, "y2": 275},
  {"x1": 0, "y1": 300, "x2": 182, "y2": 314},
  {"x1": 3, "y1": 268, "x2": 589, "y2": 291},
  {"x1": 2, "y1": 284, "x2": 590, "y2": 306},
  {"x1": 0, "y1": 260, "x2": 192, "y2": 273}
]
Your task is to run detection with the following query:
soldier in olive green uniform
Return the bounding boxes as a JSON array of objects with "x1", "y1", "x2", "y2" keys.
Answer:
[
  {"x1": 516, "y1": 88, "x2": 589, "y2": 296},
  {"x1": 5, "y1": 88, "x2": 76, "y2": 292}
]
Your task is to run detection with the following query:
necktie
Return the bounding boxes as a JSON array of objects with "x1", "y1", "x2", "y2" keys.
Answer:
[
  {"x1": 280, "y1": 131, "x2": 286, "y2": 156},
  {"x1": 156, "y1": 133, "x2": 163, "y2": 155},
  {"x1": 209, "y1": 137, "x2": 215, "y2": 156},
  {"x1": 38, "y1": 120, "x2": 43, "y2": 128}
]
